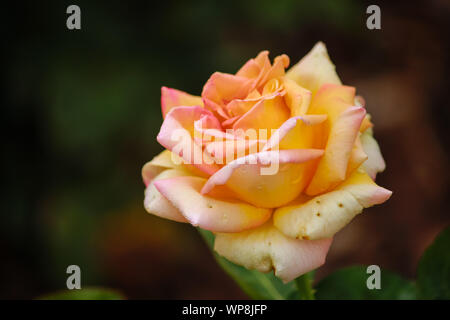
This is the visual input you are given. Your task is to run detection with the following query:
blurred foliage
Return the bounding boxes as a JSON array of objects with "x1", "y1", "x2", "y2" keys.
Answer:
[
  {"x1": 417, "y1": 226, "x2": 450, "y2": 299},
  {"x1": 316, "y1": 226, "x2": 450, "y2": 300},
  {"x1": 315, "y1": 266, "x2": 417, "y2": 300},
  {"x1": 38, "y1": 287, "x2": 125, "y2": 300}
]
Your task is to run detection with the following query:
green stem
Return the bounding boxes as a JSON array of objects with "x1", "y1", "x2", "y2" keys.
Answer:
[{"x1": 295, "y1": 272, "x2": 315, "y2": 300}]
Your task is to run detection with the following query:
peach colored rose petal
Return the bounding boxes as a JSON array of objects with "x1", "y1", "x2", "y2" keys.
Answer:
[
  {"x1": 154, "y1": 176, "x2": 272, "y2": 233},
  {"x1": 161, "y1": 87, "x2": 203, "y2": 118}
]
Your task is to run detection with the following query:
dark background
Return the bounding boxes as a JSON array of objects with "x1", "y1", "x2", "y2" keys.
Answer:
[{"x1": 2, "y1": 0, "x2": 449, "y2": 299}]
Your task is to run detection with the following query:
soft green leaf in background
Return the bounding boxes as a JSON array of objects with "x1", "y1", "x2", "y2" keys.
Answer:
[
  {"x1": 417, "y1": 226, "x2": 450, "y2": 299},
  {"x1": 38, "y1": 287, "x2": 125, "y2": 300},
  {"x1": 315, "y1": 266, "x2": 417, "y2": 300}
]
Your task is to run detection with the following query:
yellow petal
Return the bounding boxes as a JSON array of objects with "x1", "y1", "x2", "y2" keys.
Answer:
[
  {"x1": 274, "y1": 170, "x2": 392, "y2": 240},
  {"x1": 286, "y1": 42, "x2": 341, "y2": 94},
  {"x1": 201, "y1": 149, "x2": 324, "y2": 208},
  {"x1": 283, "y1": 78, "x2": 312, "y2": 116},
  {"x1": 233, "y1": 94, "x2": 290, "y2": 136},
  {"x1": 305, "y1": 84, "x2": 365, "y2": 195},
  {"x1": 306, "y1": 105, "x2": 366, "y2": 195},
  {"x1": 142, "y1": 150, "x2": 181, "y2": 186},
  {"x1": 272, "y1": 115, "x2": 327, "y2": 151},
  {"x1": 214, "y1": 221, "x2": 332, "y2": 283}
]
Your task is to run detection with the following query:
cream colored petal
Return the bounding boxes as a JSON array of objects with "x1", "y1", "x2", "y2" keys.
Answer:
[
  {"x1": 142, "y1": 150, "x2": 181, "y2": 186},
  {"x1": 274, "y1": 170, "x2": 392, "y2": 240},
  {"x1": 214, "y1": 221, "x2": 332, "y2": 283},
  {"x1": 286, "y1": 42, "x2": 341, "y2": 94},
  {"x1": 144, "y1": 169, "x2": 190, "y2": 223},
  {"x1": 361, "y1": 128, "x2": 386, "y2": 180}
]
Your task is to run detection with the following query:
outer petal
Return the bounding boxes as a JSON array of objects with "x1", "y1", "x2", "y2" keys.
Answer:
[
  {"x1": 361, "y1": 128, "x2": 386, "y2": 179},
  {"x1": 214, "y1": 221, "x2": 333, "y2": 283},
  {"x1": 306, "y1": 102, "x2": 366, "y2": 195},
  {"x1": 154, "y1": 176, "x2": 272, "y2": 233},
  {"x1": 286, "y1": 42, "x2": 341, "y2": 94},
  {"x1": 144, "y1": 169, "x2": 190, "y2": 223},
  {"x1": 201, "y1": 149, "x2": 324, "y2": 208},
  {"x1": 161, "y1": 87, "x2": 203, "y2": 118},
  {"x1": 346, "y1": 134, "x2": 368, "y2": 177},
  {"x1": 274, "y1": 169, "x2": 392, "y2": 240},
  {"x1": 354, "y1": 96, "x2": 374, "y2": 132},
  {"x1": 142, "y1": 150, "x2": 180, "y2": 186}
]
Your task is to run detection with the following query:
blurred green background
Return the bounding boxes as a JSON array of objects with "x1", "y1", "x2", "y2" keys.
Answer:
[{"x1": 2, "y1": 0, "x2": 449, "y2": 299}]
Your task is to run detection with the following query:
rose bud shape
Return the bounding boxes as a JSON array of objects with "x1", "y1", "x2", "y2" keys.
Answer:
[{"x1": 142, "y1": 42, "x2": 392, "y2": 283}]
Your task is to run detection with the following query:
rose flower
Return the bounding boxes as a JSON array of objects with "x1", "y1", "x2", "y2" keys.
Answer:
[{"x1": 142, "y1": 42, "x2": 392, "y2": 282}]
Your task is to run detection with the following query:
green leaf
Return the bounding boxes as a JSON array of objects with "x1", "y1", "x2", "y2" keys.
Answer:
[
  {"x1": 198, "y1": 228, "x2": 300, "y2": 300},
  {"x1": 295, "y1": 272, "x2": 316, "y2": 300},
  {"x1": 417, "y1": 226, "x2": 450, "y2": 299},
  {"x1": 315, "y1": 266, "x2": 417, "y2": 300},
  {"x1": 38, "y1": 287, "x2": 125, "y2": 300}
]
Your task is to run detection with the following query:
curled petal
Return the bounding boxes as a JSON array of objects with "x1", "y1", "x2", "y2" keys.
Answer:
[
  {"x1": 355, "y1": 96, "x2": 374, "y2": 132},
  {"x1": 346, "y1": 134, "x2": 368, "y2": 177},
  {"x1": 214, "y1": 221, "x2": 333, "y2": 283},
  {"x1": 193, "y1": 114, "x2": 234, "y2": 142},
  {"x1": 161, "y1": 87, "x2": 203, "y2": 118},
  {"x1": 227, "y1": 99, "x2": 258, "y2": 118},
  {"x1": 361, "y1": 128, "x2": 386, "y2": 179},
  {"x1": 202, "y1": 72, "x2": 254, "y2": 106},
  {"x1": 262, "y1": 115, "x2": 327, "y2": 151},
  {"x1": 236, "y1": 51, "x2": 270, "y2": 78},
  {"x1": 201, "y1": 149, "x2": 324, "y2": 208},
  {"x1": 157, "y1": 106, "x2": 221, "y2": 176},
  {"x1": 256, "y1": 54, "x2": 290, "y2": 88},
  {"x1": 306, "y1": 105, "x2": 366, "y2": 195},
  {"x1": 233, "y1": 94, "x2": 290, "y2": 136},
  {"x1": 142, "y1": 150, "x2": 180, "y2": 186},
  {"x1": 144, "y1": 169, "x2": 190, "y2": 223},
  {"x1": 286, "y1": 42, "x2": 341, "y2": 94},
  {"x1": 360, "y1": 115, "x2": 374, "y2": 132},
  {"x1": 274, "y1": 169, "x2": 392, "y2": 240},
  {"x1": 203, "y1": 138, "x2": 264, "y2": 165},
  {"x1": 221, "y1": 115, "x2": 240, "y2": 128},
  {"x1": 283, "y1": 78, "x2": 312, "y2": 117},
  {"x1": 154, "y1": 176, "x2": 272, "y2": 233}
]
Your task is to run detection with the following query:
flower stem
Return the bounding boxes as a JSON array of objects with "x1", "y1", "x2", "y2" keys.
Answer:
[{"x1": 295, "y1": 272, "x2": 315, "y2": 300}]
